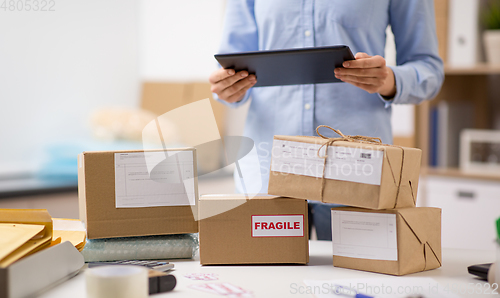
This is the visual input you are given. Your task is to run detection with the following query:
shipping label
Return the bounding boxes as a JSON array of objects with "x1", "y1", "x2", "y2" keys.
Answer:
[
  {"x1": 271, "y1": 139, "x2": 384, "y2": 185},
  {"x1": 114, "y1": 151, "x2": 195, "y2": 208},
  {"x1": 331, "y1": 210, "x2": 398, "y2": 261}
]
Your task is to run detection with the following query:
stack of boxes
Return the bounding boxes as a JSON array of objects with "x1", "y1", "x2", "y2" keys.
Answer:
[
  {"x1": 78, "y1": 149, "x2": 199, "y2": 260},
  {"x1": 199, "y1": 131, "x2": 442, "y2": 275},
  {"x1": 78, "y1": 129, "x2": 441, "y2": 276},
  {"x1": 266, "y1": 133, "x2": 442, "y2": 275}
]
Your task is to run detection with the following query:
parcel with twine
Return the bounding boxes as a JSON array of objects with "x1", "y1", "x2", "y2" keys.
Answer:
[{"x1": 268, "y1": 126, "x2": 421, "y2": 209}]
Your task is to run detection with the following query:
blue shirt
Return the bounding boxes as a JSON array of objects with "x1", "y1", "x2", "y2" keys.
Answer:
[{"x1": 215, "y1": 0, "x2": 444, "y2": 194}]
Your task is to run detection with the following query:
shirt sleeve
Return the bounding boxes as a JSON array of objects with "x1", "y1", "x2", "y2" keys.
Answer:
[
  {"x1": 379, "y1": 0, "x2": 445, "y2": 106},
  {"x1": 212, "y1": 0, "x2": 259, "y2": 108}
]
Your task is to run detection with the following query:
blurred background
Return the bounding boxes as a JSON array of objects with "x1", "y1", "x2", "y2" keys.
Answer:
[{"x1": 0, "y1": 0, "x2": 499, "y2": 250}]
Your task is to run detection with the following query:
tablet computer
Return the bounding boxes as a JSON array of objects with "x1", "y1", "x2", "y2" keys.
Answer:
[{"x1": 214, "y1": 45, "x2": 355, "y2": 87}]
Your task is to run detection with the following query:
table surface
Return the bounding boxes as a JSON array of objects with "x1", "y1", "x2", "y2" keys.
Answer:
[{"x1": 40, "y1": 241, "x2": 497, "y2": 298}]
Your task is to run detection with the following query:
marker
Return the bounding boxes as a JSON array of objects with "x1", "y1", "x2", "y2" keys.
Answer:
[{"x1": 333, "y1": 285, "x2": 374, "y2": 298}]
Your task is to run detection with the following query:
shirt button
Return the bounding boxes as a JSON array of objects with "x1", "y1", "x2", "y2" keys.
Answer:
[
  {"x1": 304, "y1": 103, "x2": 311, "y2": 110},
  {"x1": 304, "y1": 30, "x2": 311, "y2": 37}
]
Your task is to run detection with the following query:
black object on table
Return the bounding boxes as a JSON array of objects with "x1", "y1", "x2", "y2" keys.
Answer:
[{"x1": 468, "y1": 263, "x2": 492, "y2": 280}]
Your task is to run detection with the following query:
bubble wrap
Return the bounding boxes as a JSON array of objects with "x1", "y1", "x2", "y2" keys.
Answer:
[{"x1": 81, "y1": 233, "x2": 199, "y2": 262}]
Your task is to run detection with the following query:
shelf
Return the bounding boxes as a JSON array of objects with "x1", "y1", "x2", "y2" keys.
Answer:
[
  {"x1": 444, "y1": 63, "x2": 500, "y2": 75},
  {"x1": 423, "y1": 167, "x2": 500, "y2": 182}
]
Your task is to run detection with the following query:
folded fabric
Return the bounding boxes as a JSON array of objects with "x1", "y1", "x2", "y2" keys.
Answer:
[{"x1": 81, "y1": 234, "x2": 198, "y2": 262}]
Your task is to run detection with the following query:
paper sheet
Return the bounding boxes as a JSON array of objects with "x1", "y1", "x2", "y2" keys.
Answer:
[
  {"x1": 332, "y1": 210, "x2": 397, "y2": 261},
  {"x1": 271, "y1": 140, "x2": 384, "y2": 185},
  {"x1": 303, "y1": 278, "x2": 460, "y2": 298},
  {"x1": 114, "y1": 151, "x2": 195, "y2": 208},
  {"x1": 52, "y1": 218, "x2": 86, "y2": 251}
]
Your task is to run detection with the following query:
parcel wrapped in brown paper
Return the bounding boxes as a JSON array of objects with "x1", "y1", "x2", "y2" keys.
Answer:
[
  {"x1": 268, "y1": 126, "x2": 422, "y2": 209},
  {"x1": 331, "y1": 206, "x2": 442, "y2": 276},
  {"x1": 199, "y1": 194, "x2": 309, "y2": 265}
]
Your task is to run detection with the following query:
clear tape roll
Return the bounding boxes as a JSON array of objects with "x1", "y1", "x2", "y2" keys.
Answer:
[{"x1": 85, "y1": 265, "x2": 148, "y2": 298}]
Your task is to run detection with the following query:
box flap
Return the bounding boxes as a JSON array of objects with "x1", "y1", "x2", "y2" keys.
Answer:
[
  {"x1": 381, "y1": 146, "x2": 421, "y2": 209},
  {"x1": 398, "y1": 208, "x2": 442, "y2": 272}
]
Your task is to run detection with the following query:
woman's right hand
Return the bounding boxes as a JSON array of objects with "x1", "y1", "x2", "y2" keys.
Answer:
[{"x1": 209, "y1": 68, "x2": 257, "y2": 103}]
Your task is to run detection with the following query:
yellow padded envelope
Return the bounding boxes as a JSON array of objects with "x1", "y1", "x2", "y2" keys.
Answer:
[
  {"x1": 0, "y1": 223, "x2": 45, "y2": 261},
  {"x1": 0, "y1": 209, "x2": 53, "y2": 268},
  {"x1": 51, "y1": 218, "x2": 87, "y2": 251}
]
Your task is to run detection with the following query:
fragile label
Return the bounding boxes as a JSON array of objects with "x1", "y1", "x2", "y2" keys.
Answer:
[
  {"x1": 271, "y1": 140, "x2": 384, "y2": 185},
  {"x1": 332, "y1": 210, "x2": 398, "y2": 261},
  {"x1": 251, "y1": 215, "x2": 304, "y2": 237}
]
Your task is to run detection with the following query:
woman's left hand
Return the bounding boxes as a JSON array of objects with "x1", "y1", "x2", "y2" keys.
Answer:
[{"x1": 334, "y1": 52, "x2": 396, "y2": 98}]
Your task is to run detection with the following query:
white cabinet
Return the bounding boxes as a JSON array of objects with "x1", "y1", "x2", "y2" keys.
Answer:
[{"x1": 424, "y1": 176, "x2": 500, "y2": 251}]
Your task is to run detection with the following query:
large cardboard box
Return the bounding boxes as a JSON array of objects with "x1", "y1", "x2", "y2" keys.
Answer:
[
  {"x1": 331, "y1": 207, "x2": 441, "y2": 276},
  {"x1": 141, "y1": 82, "x2": 227, "y2": 174},
  {"x1": 78, "y1": 149, "x2": 198, "y2": 239},
  {"x1": 199, "y1": 194, "x2": 309, "y2": 265},
  {"x1": 268, "y1": 135, "x2": 421, "y2": 209}
]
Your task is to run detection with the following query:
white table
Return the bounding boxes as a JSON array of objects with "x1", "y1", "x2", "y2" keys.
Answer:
[{"x1": 40, "y1": 241, "x2": 497, "y2": 298}]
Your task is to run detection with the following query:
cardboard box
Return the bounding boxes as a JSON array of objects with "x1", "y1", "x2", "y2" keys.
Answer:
[
  {"x1": 331, "y1": 207, "x2": 441, "y2": 276},
  {"x1": 78, "y1": 149, "x2": 199, "y2": 239},
  {"x1": 0, "y1": 242, "x2": 84, "y2": 298},
  {"x1": 199, "y1": 194, "x2": 309, "y2": 265},
  {"x1": 141, "y1": 82, "x2": 227, "y2": 174},
  {"x1": 268, "y1": 135, "x2": 421, "y2": 209}
]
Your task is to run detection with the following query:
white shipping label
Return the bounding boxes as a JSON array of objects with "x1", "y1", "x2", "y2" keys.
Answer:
[
  {"x1": 114, "y1": 151, "x2": 196, "y2": 208},
  {"x1": 331, "y1": 210, "x2": 398, "y2": 261},
  {"x1": 271, "y1": 140, "x2": 384, "y2": 185},
  {"x1": 252, "y1": 215, "x2": 304, "y2": 237}
]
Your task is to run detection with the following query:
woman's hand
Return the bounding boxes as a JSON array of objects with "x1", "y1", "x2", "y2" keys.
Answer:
[
  {"x1": 334, "y1": 52, "x2": 396, "y2": 98},
  {"x1": 209, "y1": 68, "x2": 257, "y2": 103}
]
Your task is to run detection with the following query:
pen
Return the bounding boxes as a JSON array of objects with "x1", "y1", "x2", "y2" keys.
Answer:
[{"x1": 333, "y1": 285, "x2": 375, "y2": 298}]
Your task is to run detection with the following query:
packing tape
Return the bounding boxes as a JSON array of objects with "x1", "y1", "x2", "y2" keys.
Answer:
[{"x1": 85, "y1": 265, "x2": 148, "y2": 298}]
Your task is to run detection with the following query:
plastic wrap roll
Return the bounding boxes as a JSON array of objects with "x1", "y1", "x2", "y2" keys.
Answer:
[
  {"x1": 85, "y1": 265, "x2": 148, "y2": 298},
  {"x1": 81, "y1": 234, "x2": 199, "y2": 262}
]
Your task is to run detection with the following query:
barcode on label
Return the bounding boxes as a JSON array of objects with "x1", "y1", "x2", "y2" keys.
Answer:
[{"x1": 361, "y1": 153, "x2": 372, "y2": 159}]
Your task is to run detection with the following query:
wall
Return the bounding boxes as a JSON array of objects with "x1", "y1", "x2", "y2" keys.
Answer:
[
  {"x1": 0, "y1": 1, "x2": 415, "y2": 176},
  {"x1": 0, "y1": 0, "x2": 140, "y2": 176},
  {"x1": 139, "y1": 0, "x2": 226, "y2": 81}
]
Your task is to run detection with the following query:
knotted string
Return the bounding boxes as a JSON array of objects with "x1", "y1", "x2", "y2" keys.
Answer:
[{"x1": 315, "y1": 125, "x2": 405, "y2": 208}]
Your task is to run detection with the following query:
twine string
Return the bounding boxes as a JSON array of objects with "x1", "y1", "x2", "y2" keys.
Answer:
[{"x1": 314, "y1": 125, "x2": 404, "y2": 207}]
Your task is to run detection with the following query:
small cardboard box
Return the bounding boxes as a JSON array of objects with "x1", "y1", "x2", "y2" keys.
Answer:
[
  {"x1": 268, "y1": 135, "x2": 421, "y2": 209},
  {"x1": 331, "y1": 207, "x2": 442, "y2": 276},
  {"x1": 199, "y1": 194, "x2": 309, "y2": 265},
  {"x1": 0, "y1": 242, "x2": 84, "y2": 298},
  {"x1": 78, "y1": 149, "x2": 198, "y2": 239}
]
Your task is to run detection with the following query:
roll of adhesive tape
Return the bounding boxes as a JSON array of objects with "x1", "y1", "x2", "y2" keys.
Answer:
[{"x1": 85, "y1": 265, "x2": 148, "y2": 298}]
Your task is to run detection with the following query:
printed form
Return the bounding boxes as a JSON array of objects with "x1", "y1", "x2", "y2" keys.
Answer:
[
  {"x1": 114, "y1": 151, "x2": 195, "y2": 208},
  {"x1": 332, "y1": 210, "x2": 398, "y2": 261},
  {"x1": 271, "y1": 140, "x2": 384, "y2": 185}
]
